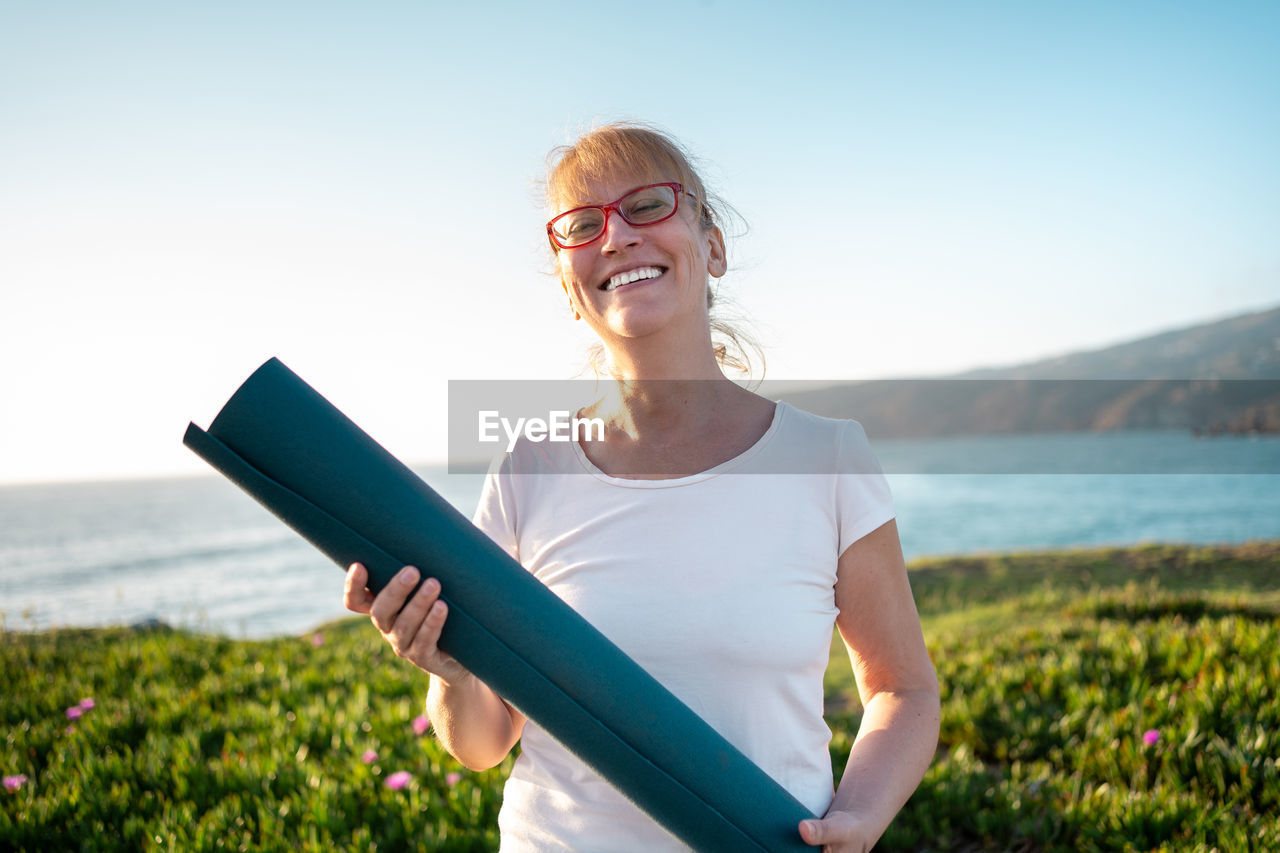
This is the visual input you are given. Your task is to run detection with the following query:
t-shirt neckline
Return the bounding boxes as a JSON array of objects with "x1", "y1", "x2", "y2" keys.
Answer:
[{"x1": 569, "y1": 401, "x2": 788, "y2": 488}]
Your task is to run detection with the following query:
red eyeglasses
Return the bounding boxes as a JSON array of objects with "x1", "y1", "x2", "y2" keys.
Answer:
[{"x1": 546, "y1": 183, "x2": 685, "y2": 250}]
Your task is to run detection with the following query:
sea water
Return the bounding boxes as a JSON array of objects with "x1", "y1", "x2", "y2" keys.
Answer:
[{"x1": 2, "y1": 433, "x2": 1277, "y2": 637}]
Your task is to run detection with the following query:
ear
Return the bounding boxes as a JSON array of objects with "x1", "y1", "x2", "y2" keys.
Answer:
[
  {"x1": 560, "y1": 276, "x2": 581, "y2": 321},
  {"x1": 706, "y1": 225, "x2": 727, "y2": 279}
]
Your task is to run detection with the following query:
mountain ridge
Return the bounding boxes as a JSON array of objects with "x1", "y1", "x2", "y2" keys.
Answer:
[
  {"x1": 949, "y1": 304, "x2": 1280, "y2": 381},
  {"x1": 776, "y1": 304, "x2": 1280, "y2": 437}
]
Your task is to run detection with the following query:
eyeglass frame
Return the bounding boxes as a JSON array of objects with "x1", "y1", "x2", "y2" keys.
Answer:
[{"x1": 545, "y1": 182, "x2": 688, "y2": 251}]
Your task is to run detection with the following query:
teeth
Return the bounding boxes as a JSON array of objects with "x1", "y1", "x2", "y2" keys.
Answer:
[{"x1": 605, "y1": 266, "x2": 663, "y2": 291}]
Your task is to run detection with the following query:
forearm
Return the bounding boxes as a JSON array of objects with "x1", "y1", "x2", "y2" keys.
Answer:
[
  {"x1": 827, "y1": 686, "x2": 940, "y2": 840},
  {"x1": 426, "y1": 671, "x2": 523, "y2": 771}
]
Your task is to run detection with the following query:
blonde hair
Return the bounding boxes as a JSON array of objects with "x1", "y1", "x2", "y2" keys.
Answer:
[{"x1": 544, "y1": 121, "x2": 763, "y2": 377}]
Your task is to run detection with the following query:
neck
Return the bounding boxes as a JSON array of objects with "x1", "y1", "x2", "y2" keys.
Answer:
[
  {"x1": 592, "y1": 354, "x2": 747, "y2": 441},
  {"x1": 589, "y1": 309, "x2": 751, "y2": 437},
  {"x1": 599, "y1": 312, "x2": 726, "y2": 382}
]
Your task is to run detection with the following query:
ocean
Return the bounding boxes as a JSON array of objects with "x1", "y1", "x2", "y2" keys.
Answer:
[{"x1": 2, "y1": 431, "x2": 1278, "y2": 638}]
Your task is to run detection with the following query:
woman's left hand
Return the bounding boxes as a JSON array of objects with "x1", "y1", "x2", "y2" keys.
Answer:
[{"x1": 798, "y1": 813, "x2": 876, "y2": 852}]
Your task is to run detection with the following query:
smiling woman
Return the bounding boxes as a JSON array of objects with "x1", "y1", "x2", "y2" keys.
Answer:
[
  {"x1": 545, "y1": 125, "x2": 759, "y2": 377},
  {"x1": 343, "y1": 122, "x2": 940, "y2": 852}
]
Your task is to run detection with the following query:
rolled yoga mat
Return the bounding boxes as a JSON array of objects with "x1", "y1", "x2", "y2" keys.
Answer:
[{"x1": 183, "y1": 357, "x2": 815, "y2": 852}]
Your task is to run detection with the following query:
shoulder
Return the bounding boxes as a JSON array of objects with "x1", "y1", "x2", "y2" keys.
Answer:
[
  {"x1": 757, "y1": 402, "x2": 881, "y2": 475},
  {"x1": 491, "y1": 432, "x2": 585, "y2": 478},
  {"x1": 475, "y1": 432, "x2": 586, "y2": 522}
]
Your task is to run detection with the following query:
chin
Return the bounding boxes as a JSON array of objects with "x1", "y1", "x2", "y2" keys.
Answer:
[{"x1": 605, "y1": 306, "x2": 705, "y2": 342}]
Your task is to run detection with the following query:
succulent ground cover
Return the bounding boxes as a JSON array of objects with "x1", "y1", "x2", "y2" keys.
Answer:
[{"x1": 4, "y1": 542, "x2": 1278, "y2": 852}]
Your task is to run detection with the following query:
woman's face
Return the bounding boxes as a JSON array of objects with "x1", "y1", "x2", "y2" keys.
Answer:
[{"x1": 555, "y1": 176, "x2": 726, "y2": 350}]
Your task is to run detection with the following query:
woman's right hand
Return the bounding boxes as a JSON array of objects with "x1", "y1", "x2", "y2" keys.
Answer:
[
  {"x1": 345, "y1": 562, "x2": 526, "y2": 770},
  {"x1": 344, "y1": 563, "x2": 471, "y2": 685}
]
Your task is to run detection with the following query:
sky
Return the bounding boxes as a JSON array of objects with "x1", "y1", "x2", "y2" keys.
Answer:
[{"x1": 1, "y1": 0, "x2": 1277, "y2": 485}]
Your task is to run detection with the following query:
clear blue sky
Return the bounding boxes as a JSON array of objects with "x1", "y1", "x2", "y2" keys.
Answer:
[{"x1": 2, "y1": 0, "x2": 1277, "y2": 483}]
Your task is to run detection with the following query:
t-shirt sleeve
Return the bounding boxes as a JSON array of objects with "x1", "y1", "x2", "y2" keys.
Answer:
[
  {"x1": 470, "y1": 452, "x2": 520, "y2": 562},
  {"x1": 835, "y1": 419, "x2": 896, "y2": 555}
]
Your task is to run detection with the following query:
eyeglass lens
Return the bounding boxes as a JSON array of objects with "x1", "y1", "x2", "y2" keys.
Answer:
[{"x1": 551, "y1": 185, "x2": 678, "y2": 247}]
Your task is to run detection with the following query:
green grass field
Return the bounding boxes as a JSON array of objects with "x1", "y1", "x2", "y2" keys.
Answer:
[{"x1": 4, "y1": 542, "x2": 1278, "y2": 852}]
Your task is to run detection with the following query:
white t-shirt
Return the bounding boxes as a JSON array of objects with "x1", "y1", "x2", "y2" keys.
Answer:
[{"x1": 471, "y1": 401, "x2": 895, "y2": 852}]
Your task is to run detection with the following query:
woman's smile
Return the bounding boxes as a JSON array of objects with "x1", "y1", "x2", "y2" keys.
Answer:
[{"x1": 600, "y1": 265, "x2": 668, "y2": 292}]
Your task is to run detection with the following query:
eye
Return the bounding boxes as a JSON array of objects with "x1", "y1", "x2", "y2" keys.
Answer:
[
  {"x1": 623, "y1": 197, "x2": 673, "y2": 223},
  {"x1": 621, "y1": 186, "x2": 677, "y2": 223},
  {"x1": 557, "y1": 212, "x2": 603, "y2": 240}
]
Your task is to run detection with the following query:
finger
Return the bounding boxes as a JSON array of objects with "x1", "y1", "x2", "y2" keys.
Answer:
[
  {"x1": 387, "y1": 577, "x2": 440, "y2": 657},
  {"x1": 800, "y1": 815, "x2": 869, "y2": 852},
  {"x1": 798, "y1": 819, "x2": 824, "y2": 847},
  {"x1": 404, "y1": 592, "x2": 448, "y2": 661},
  {"x1": 343, "y1": 563, "x2": 375, "y2": 613},
  {"x1": 369, "y1": 566, "x2": 419, "y2": 633}
]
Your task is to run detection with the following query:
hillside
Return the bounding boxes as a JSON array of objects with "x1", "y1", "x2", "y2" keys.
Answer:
[
  {"x1": 954, "y1": 304, "x2": 1280, "y2": 380},
  {"x1": 4, "y1": 542, "x2": 1277, "y2": 851},
  {"x1": 778, "y1": 305, "x2": 1280, "y2": 437}
]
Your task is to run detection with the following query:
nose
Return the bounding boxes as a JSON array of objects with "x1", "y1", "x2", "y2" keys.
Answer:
[{"x1": 598, "y1": 208, "x2": 643, "y2": 253}]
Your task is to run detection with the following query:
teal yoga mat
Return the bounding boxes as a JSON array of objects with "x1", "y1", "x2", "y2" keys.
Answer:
[{"x1": 184, "y1": 358, "x2": 815, "y2": 852}]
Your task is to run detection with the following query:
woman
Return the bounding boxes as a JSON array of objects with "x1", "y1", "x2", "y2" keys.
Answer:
[{"x1": 344, "y1": 123, "x2": 940, "y2": 852}]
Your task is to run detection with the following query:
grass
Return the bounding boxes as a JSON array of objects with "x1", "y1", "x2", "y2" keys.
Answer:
[{"x1": 4, "y1": 541, "x2": 1279, "y2": 851}]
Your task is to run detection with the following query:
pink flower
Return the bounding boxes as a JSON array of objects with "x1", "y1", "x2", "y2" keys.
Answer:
[
  {"x1": 65, "y1": 706, "x2": 83, "y2": 720},
  {"x1": 311, "y1": 633, "x2": 325, "y2": 647},
  {"x1": 361, "y1": 749, "x2": 379, "y2": 764},
  {"x1": 78, "y1": 698, "x2": 95, "y2": 711},
  {"x1": 3, "y1": 774, "x2": 27, "y2": 792},
  {"x1": 385, "y1": 770, "x2": 412, "y2": 790},
  {"x1": 411, "y1": 714, "x2": 431, "y2": 736},
  {"x1": 445, "y1": 771, "x2": 462, "y2": 787},
  {"x1": 1142, "y1": 729, "x2": 1160, "y2": 746}
]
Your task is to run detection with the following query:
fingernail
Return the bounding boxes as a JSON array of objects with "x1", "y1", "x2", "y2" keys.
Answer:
[{"x1": 400, "y1": 567, "x2": 419, "y2": 586}]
